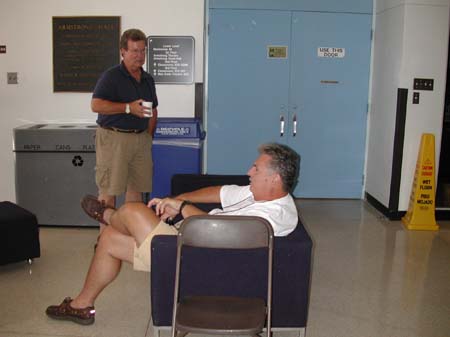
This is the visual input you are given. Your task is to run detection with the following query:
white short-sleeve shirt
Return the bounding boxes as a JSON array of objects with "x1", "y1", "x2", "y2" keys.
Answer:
[{"x1": 208, "y1": 185, "x2": 298, "y2": 236}]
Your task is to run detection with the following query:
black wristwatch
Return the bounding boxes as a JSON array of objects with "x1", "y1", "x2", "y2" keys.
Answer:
[{"x1": 179, "y1": 200, "x2": 192, "y2": 214}]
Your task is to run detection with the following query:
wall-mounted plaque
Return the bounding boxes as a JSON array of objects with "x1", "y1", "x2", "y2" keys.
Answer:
[
  {"x1": 53, "y1": 16, "x2": 120, "y2": 92},
  {"x1": 267, "y1": 46, "x2": 287, "y2": 59},
  {"x1": 147, "y1": 36, "x2": 194, "y2": 84}
]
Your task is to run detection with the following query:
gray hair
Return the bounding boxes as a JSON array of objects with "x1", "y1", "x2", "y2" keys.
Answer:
[
  {"x1": 259, "y1": 143, "x2": 300, "y2": 192},
  {"x1": 120, "y1": 29, "x2": 147, "y2": 50}
]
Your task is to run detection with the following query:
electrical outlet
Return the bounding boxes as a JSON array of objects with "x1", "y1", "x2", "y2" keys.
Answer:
[
  {"x1": 413, "y1": 78, "x2": 434, "y2": 91},
  {"x1": 7, "y1": 72, "x2": 18, "y2": 84}
]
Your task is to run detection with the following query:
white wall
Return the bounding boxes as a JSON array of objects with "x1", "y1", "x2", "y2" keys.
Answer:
[
  {"x1": 398, "y1": 5, "x2": 449, "y2": 208},
  {"x1": 366, "y1": 4, "x2": 405, "y2": 206},
  {"x1": 0, "y1": 0, "x2": 204, "y2": 201},
  {"x1": 366, "y1": 0, "x2": 449, "y2": 210}
]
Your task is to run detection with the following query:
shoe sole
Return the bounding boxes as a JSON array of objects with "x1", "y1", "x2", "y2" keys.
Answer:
[{"x1": 46, "y1": 312, "x2": 95, "y2": 325}]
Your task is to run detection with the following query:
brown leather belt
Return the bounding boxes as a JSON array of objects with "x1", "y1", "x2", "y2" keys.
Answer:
[{"x1": 101, "y1": 126, "x2": 146, "y2": 134}]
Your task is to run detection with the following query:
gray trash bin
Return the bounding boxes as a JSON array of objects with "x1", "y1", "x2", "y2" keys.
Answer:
[{"x1": 13, "y1": 123, "x2": 98, "y2": 226}]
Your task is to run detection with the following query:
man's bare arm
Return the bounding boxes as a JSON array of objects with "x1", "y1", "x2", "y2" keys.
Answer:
[
  {"x1": 147, "y1": 186, "x2": 222, "y2": 221},
  {"x1": 91, "y1": 98, "x2": 126, "y2": 115},
  {"x1": 148, "y1": 107, "x2": 158, "y2": 137},
  {"x1": 91, "y1": 98, "x2": 148, "y2": 118},
  {"x1": 176, "y1": 186, "x2": 222, "y2": 204}
]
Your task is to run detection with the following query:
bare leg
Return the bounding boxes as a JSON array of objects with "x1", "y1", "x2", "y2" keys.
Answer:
[
  {"x1": 98, "y1": 193, "x2": 116, "y2": 233},
  {"x1": 69, "y1": 226, "x2": 133, "y2": 308},
  {"x1": 70, "y1": 203, "x2": 161, "y2": 308},
  {"x1": 106, "y1": 202, "x2": 161, "y2": 246},
  {"x1": 125, "y1": 190, "x2": 142, "y2": 203}
]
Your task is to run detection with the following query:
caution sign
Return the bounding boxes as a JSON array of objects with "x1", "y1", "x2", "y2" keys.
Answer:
[{"x1": 402, "y1": 134, "x2": 439, "y2": 230}]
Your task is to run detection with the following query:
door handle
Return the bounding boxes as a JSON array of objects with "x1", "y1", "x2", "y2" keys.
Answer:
[
  {"x1": 293, "y1": 114, "x2": 297, "y2": 137},
  {"x1": 280, "y1": 115, "x2": 285, "y2": 137}
]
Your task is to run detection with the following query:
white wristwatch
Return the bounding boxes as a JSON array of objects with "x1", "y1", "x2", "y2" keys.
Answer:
[{"x1": 125, "y1": 103, "x2": 130, "y2": 114}]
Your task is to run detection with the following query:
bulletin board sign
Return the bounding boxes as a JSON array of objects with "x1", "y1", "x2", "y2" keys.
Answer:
[
  {"x1": 147, "y1": 36, "x2": 194, "y2": 84},
  {"x1": 52, "y1": 16, "x2": 120, "y2": 92}
]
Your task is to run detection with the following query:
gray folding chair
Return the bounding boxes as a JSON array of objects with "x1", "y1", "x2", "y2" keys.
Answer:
[{"x1": 171, "y1": 215, "x2": 274, "y2": 337}]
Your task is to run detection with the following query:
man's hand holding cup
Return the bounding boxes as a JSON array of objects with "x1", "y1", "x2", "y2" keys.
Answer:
[{"x1": 142, "y1": 101, "x2": 153, "y2": 117}]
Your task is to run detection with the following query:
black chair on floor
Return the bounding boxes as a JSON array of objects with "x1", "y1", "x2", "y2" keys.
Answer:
[
  {"x1": 0, "y1": 201, "x2": 40, "y2": 266},
  {"x1": 171, "y1": 215, "x2": 274, "y2": 337}
]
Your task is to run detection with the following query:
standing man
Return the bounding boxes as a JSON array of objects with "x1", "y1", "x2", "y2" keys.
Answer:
[{"x1": 91, "y1": 28, "x2": 158, "y2": 228}]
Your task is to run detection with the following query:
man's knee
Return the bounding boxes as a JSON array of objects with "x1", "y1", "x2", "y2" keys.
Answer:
[
  {"x1": 119, "y1": 202, "x2": 146, "y2": 214},
  {"x1": 117, "y1": 202, "x2": 153, "y2": 222},
  {"x1": 117, "y1": 202, "x2": 161, "y2": 230},
  {"x1": 97, "y1": 226, "x2": 115, "y2": 249}
]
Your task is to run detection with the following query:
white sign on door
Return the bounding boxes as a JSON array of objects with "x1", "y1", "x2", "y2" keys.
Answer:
[{"x1": 318, "y1": 47, "x2": 345, "y2": 58}]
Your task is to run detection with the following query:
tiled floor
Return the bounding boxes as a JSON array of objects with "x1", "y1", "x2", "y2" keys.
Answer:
[{"x1": 0, "y1": 199, "x2": 449, "y2": 337}]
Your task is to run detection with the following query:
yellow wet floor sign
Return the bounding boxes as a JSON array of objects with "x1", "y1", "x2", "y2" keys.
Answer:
[{"x1": 402, "y1": 133, "x2": 439, "y2": 230}]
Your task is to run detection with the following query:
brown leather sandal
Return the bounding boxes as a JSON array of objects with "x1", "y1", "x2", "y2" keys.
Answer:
[
  {"x1": 81, "y1": 195, "x2": 115, "y2": 225},
  {"x1": 46, "y1": 297, "x2": 95, "y2": 325}
]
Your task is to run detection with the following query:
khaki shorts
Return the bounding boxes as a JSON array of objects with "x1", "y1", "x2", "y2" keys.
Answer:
[
  {"x1": 95, "y1": 127, "x2": 153, "y2": 196},
  {"x1": 133, "y1": 220, "x2": 178, "y2": 272}
]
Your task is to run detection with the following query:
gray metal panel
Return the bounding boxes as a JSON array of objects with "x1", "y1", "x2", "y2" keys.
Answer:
[
  {"x1": 13, "y1": 123, "x2": 97, "y2": 152},
  {"x1": 14, "y1": 123, "x2": 98, "y2": 226},
  {"x1": 15, "y1": 152, "x2": 98, "y2": 226}
]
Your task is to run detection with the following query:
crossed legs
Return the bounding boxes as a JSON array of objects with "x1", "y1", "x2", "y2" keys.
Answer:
[
  {"x1": 69, "y1": 202, "x2": 161, "y2": 309},
  {"x1": 97, "y1": 190, "x2": 143, "y2": 232}
]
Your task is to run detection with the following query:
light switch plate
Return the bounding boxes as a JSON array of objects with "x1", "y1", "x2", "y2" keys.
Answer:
[
  {"x1": 7, "y1": 72, "x2": 18, "y2": 84},
  {"x1": 413, "y1": 78, "x2": 433, "y2": 91}
]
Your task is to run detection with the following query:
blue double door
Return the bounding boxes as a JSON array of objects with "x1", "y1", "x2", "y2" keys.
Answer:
[{"x1": 207, "y1": 9, "x2": 372, "y2": 198}]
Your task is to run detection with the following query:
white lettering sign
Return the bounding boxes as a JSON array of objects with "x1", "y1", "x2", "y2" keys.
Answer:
[
  {"x1": 318, "y1": 47, "x2": 345, "y2": 58},
  {"x1": 157, "y1": 127, "x2": 191, "y2": 136}
]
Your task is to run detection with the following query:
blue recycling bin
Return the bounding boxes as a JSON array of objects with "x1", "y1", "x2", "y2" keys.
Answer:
[{"x1": 150, "y1": 118, "x2": 205, "y2": 199}]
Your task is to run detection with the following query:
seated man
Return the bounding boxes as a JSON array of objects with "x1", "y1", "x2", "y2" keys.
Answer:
[{"x1": 46, "y1": 142, "x2": 300, "y2": 325}]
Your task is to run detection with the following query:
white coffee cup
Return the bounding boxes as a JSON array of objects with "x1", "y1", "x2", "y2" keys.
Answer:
[{"x1": 142, "y1": 101, "x2": 153, "y2": 117}]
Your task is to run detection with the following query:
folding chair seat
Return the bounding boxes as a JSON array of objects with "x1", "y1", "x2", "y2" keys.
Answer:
[{"x1": 171, "y1": 215, "x2": 274, "y2": 337}]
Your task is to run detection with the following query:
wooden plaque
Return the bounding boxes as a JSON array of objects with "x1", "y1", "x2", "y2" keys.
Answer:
[{"x1": 53, "y1": 16, "x2": 120, "y2": 92}]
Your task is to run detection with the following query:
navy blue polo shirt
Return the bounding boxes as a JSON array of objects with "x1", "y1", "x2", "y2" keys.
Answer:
[{"x1": 92, "y1": 62, "x2": 158, "y2": 130}]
